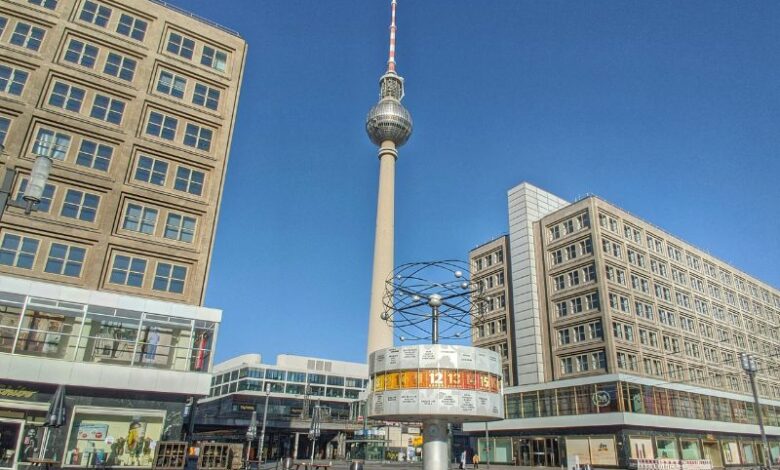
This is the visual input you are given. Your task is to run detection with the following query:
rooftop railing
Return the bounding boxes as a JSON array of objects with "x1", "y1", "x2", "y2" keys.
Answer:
[{"x1": 148, "y1": 0, "x2": 241, "y2": 38}]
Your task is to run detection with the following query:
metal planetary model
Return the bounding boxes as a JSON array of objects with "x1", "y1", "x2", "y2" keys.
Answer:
[
  {"x1": 367, "y1": 261, "x2": 504, "y2": 470},
  {"x1": 365, "y1": 0, "x2": 413, "y2": 358}
]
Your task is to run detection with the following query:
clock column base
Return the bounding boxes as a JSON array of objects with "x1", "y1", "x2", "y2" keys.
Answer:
[{"x1": 423, "y1": 418, "x2": 449, "y2": 470}]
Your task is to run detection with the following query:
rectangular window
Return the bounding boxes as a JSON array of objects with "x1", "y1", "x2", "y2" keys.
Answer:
[
  {"x1": 16, "y1": 179, "x2": 55, "y2": 212},
  {"x1": 10, "y1": 23, "x2": 45, "y2": 51},
  {"x1": 145, "y1": 112, "x2": 177, "y2": 140},
  {"x1": 153, "y1": 262, "x2": 186, "y2": 293},
  {"x1": 29, "y1": 0, "x2": 58, "y2": 9},
  {"x1": 103, "y1": 52, "x2": 136, "y2": 81},
  {"x1": 63, "y1": 39, "x2": 99, "y2": 68},
  {"x1": 109, "y1": 255, "x2": 146, "y2": 287},
  {"x1": 193, "y1": 83, "x2": 220, "y2": 110},
  {"x1": 553, "y1": 275, "x2": 565, "y2": 291},
  {"x1": 0, "y1": 234, "x2": 38, "y2": 269},
  {"x1": 183, "y1": 123, "x2": 213, "y2": 151},
  {"x1": 585, "y1": 292, "x2": 600, "y2": 310},
  {"x1": 162, "y1": 213, "x2": 196, "y2": 243},
  {"x1": 0, "y1": 117, "x2": 9, "y2": 146},
  {"x1": 44, "y1": 243, "x2": 85, "y2": 277},
  {"x1": 90, "y1": 94, "x2": 125, "y2": 124},
  {"x1": 166, "y1": 32, "x2": 194, "y2": 59},
  {"x1": 0, "y1": 65, "x2": 29, "y2": 96},
  {"x1": 48, "y1": 82, "x2": 85, "y2": 112},
  {"x1": 174, "y1": 166, "x2": 204, "y2": 195},
  {"x1": 589, "y1": 321, "x2": 603, "y2": 339},
  {"x1": 122, "y1": 203, "x2": 157, "y2": 235},
  {"x1": 79, "y1": 1, "x2": 111, "y2": 27},
  {"x1": 558, "y1": 329, "x2": 570, "y2": 345},
  {"x1": 76, "y1": 140, "x2": 112, "y2": 171},
  {"x1": 61, "y1": 189, "x2": 99, "y2": 222},
  {"x1": 33, "y1": 128, "x2": 71, "y2": 160},
  {"x1": 134, "y1": 155, "x2": 168, "y2": 186},
  {"x1": 201, "y1": 46, "x2": 227, "y2": 71},
  {"x1": 156, "y1": 71, "x2": 186, "y2": 98},
  {"x1": 116, "y1": 14, "x2": 146, "y2": 41}
]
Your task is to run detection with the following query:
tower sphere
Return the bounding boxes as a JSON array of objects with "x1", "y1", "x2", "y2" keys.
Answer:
[{"x1": 366, "y1": 98, "x2": 413, "y2": 147}]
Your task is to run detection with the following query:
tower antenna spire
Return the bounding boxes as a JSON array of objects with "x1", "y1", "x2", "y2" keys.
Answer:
[{"x1": 387, "y1": 0, "x2": 397, "y2": 73}]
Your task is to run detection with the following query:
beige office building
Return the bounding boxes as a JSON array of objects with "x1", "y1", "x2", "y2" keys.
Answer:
[
  {"x1": 465, "y1": 183, "x2": 780, "y2": 469},
  {"x1": 0, "y1": 1, "x2": 246, "y2": 468},
  {"x1": 469, "y1": 235, "x2": 516, "y2": 386},
  {"x1": 0, "y1": 0, "x2": 246, "y2": 305}
]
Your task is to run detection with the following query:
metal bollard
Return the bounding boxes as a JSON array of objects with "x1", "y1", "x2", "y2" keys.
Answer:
[{"x1": 349, "y1": 461, "x2": 364, "y2": 470}]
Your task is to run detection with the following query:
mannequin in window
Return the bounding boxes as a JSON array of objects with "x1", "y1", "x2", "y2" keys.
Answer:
[{"x1": 144, "y1": 327, "x2": 160, "y2": 363}]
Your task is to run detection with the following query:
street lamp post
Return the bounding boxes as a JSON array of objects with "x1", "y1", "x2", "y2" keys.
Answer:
[
  {"x1": 740, "y1": 353, "x2": 773, "y2": 470},
  {"x1": 0, "y1": 144, "x2": 54, "y2": 219},
  {"x1": 309, "y1": 400, "x2": 321, "y2": 466},
  {"x1": 246, "y1": 411, "x2": 257, "y2": 467},
  {"x1": 258, "y1": 383, "x2": 271, "y2": 463}
]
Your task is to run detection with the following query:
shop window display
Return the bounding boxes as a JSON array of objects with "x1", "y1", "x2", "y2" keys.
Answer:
[
  {"x1": 0, "y1": 293, "x2": 217, "y2": 373},
  {"x1": 741, "y1": 442, "x2": 756, "y2": 464},
  {"x1": 629, "y1": 437, "x2": 654, "y2": 459},
  {"x1": 0, "y1": 420, "x2": 22, "y2": 468},
  {"x1": 64, "y1": 408, "x2": 164, "y2": 468},
  {"x1": 79, "y1": 309, "x2": 142, "y2": 364},
  {"x1": 0, "y1": 304, "x2": 22, "y2": 353},
  {"x1": 655, "y1": 437, "x2": 678, "y2": 459},
  {"x1": 721, "y1": 441, "x2": 741, "y2": 465},
  {"x1": 680, "y1": 440, "x2": 701, "y2": 460},
  {"x1": 16, "y1": 302, "x2": 83, "y2": 359}
]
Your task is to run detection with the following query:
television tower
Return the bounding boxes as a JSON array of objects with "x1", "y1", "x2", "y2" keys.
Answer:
[{"x1": 365, "y1": 0, "x2": 413, "y2": 356}]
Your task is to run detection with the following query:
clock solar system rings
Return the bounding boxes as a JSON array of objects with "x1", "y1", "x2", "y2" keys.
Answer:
[{"x1": 381, "y1": 260, "x2": 486, "y2": 344}]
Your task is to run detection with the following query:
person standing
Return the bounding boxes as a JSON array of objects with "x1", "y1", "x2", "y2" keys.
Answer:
[
  {"x1": 460, "y1": 450, "x2": 467, "y2": 469},
  {"x1": 472, "y1": 452, "x2": 480, "y2": 469}
]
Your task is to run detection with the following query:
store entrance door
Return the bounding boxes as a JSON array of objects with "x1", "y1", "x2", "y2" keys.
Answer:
[
  {"x1": 517, "y1": 439, "x2": 531, "y2": 466},
  {"x1": 545, "y1": 438, "x2": 560, "y2": 467},
  {"x1": 703, "y1": 442, "x2": 723, "y2": 469},
  {"x1": 532, "y1": 439, "x2": 546, "y2": 466},
  {"x1": 517, "y1": 438, "x2": 558, "y2": 467}
]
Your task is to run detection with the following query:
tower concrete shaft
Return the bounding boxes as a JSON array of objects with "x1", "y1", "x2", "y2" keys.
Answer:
[{"x1": 367, "y1": 141, "x2": 398, "y2": 355}]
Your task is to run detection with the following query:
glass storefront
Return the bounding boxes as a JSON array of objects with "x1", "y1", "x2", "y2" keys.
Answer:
[
  {"x1": 63, "y1": 407, "x2": 165, "y2": 468},
  {"x1": 0, "y1": 292, "x2": 217, "y2": 373},
  {"x1": 476, "y1": 437, "x2": 513, "y2": 465},
  {"x1": 504, "y1": 381, "x2": 780, "y2": 428}
]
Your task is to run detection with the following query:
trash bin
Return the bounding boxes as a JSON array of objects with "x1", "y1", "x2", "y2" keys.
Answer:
[
  {"x1": 349, "y1": 461, "x2": 364, "y2": 470},
  {"x1": 282, "y1": 457, "x2": 294, "y2": 470}
]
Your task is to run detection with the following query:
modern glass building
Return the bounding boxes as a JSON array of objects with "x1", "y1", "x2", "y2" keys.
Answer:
[{"x1": 195, "y1": 354, "x2": 369, "y2": 461}]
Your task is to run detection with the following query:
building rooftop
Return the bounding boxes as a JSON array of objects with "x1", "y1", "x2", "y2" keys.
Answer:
[
  {"x1": 213, "y1": 353, "x2": 368, "y2": 376},
  {"x1": 148, "y1": 0, "x2": 241, "y2": 37}
]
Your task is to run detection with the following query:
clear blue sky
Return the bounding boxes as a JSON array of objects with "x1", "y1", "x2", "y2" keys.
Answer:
[{"x1": 166, "y1": 0, "x2": 780, "y2": 365}]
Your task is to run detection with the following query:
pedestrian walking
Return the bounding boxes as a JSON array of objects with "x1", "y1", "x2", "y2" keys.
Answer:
[
  {"x1": 460, "y1": 450, "x2": 467, "y2": 469},
  {"x1": 472, "y1": 453, "x2": 480, "y2": 469}
]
